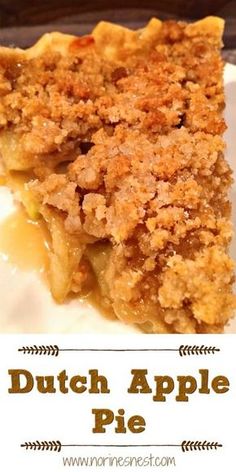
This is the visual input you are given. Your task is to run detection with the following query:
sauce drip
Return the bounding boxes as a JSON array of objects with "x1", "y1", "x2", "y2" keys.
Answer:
[{"x1": 0, "y1": 208, "x2": 50, "y2": 274}]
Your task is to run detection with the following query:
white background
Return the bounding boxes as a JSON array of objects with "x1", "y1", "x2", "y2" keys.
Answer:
[{"x1": 0, "y1": 334, "x2": 235, "y2": 471}]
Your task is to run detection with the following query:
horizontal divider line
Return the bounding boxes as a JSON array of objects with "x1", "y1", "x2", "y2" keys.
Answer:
[
  {"x1": 18, "y1": 345, "x2": 221, "y2": 357},
  {"x1": 61, "y1": 444, "x2": 181, "y2": 447},
  {"x1": 59, "y1": 349, "x2": 179, "y2": 352},
  {"x1": 20, "y1": 440, "x2": 223, "y2": 452}
]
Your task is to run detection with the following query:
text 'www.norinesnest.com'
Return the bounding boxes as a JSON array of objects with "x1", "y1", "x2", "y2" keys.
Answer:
[{"x1": 62, "y1": 454, "x2": 176, "y2": 468}]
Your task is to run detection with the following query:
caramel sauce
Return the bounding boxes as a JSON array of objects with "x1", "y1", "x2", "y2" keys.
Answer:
[
  {"x1": 0, "y1": 208, "x2": 50, "y2": 275},
  {"x1": 88, "y1": 287, "x2": 117, "y2": 321}
]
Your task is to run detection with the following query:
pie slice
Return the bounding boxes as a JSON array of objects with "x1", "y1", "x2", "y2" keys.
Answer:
[{"x1": 0, "y1": 17, "x2": 235, "y2": 333}]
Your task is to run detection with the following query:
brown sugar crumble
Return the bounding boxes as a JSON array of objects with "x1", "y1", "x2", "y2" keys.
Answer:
[{"x1": 0, "y1": 17, "x2": 235, "y2": 333}]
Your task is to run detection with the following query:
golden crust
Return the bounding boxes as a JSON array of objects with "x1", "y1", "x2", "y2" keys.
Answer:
[
  {"x1": 0, "y1": 16, "x2": 224, "y2": 60},
  {"x1": 185, "y1": 16, "x2": 224, "y2": 39}
]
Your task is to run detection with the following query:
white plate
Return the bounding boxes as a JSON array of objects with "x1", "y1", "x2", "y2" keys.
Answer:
[{"x1": 0, "y1": 63, "x2": 235, "y2": 333}]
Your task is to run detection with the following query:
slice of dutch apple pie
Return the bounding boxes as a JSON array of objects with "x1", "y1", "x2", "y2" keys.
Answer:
[{"x1": 0, "y1": 17, "x2": 235, "y2": 333}]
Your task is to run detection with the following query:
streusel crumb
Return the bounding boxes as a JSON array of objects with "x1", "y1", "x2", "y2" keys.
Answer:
[{"x1": 0, "y1": 18, "x2": 235, "y2": 332}]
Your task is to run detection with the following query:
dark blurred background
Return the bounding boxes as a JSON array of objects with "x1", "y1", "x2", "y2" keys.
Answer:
[{"x1": 0, "y1": 0, "x2": 235, "y2": 61}]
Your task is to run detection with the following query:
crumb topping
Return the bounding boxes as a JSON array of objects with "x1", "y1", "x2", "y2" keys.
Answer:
[{"x1": 0, "y1": 19, "x2": 235, "y2": 333}]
